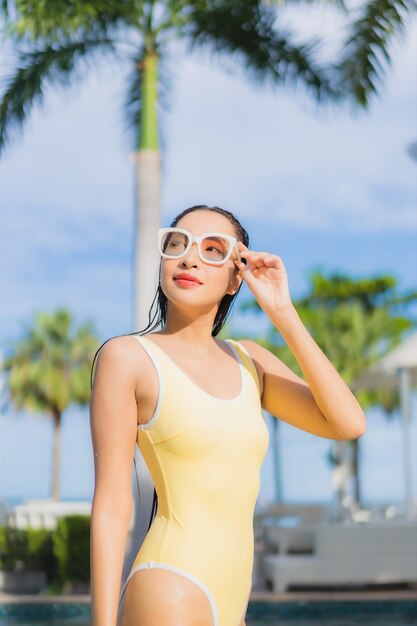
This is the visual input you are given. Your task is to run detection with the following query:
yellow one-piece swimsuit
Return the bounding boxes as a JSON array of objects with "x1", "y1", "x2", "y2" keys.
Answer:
[{"x1": 118, "y1": 334, "x2": 270, "y2": 626}]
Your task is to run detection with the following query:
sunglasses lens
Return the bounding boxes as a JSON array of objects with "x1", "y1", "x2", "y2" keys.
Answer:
[
  {"x1": 200, "y1": 236, "x2": 230, "y2": 262},
  {"x1": 160, "y1": 230, "x2": 232, "y2": 263},
  {"x1": 160, "y1": 231, "x2": 188, "y2": 256}
]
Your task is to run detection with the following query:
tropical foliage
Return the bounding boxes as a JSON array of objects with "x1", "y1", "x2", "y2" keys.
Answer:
[
  {"x1": 240, "y1": 270, "x2": 417, "y2": 505},
  {"x1": 2, "y1": 309, "x2": 100, "y2": 500}
]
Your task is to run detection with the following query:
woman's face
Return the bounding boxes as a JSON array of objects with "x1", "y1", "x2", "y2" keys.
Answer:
[{"x1": 159, "y1": 210, "x2": 243, "y2": 314}]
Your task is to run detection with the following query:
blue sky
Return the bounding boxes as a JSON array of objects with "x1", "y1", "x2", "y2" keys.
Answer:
[{"x1": 0, "y1": 6, "x2": 416, "y2": 507}]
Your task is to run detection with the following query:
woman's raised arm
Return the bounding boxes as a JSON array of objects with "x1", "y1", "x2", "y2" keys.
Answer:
[{"x1": 89, "y1": 337, "x2": 140, "y2": 626}]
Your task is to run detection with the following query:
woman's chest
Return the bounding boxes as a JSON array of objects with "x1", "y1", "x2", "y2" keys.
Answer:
[{"x1": 136, "y1": 351, "x2": 245, "y2": 427}]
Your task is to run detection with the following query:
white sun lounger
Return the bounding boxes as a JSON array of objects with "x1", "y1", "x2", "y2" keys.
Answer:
[{"x1": 263, "y1": 520, "x2": 417, "y2": 592}]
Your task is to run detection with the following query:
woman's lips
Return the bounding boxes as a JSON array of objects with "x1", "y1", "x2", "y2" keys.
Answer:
[{"x1": 174, "y1": 278, "x2": 201, "y2": 287}]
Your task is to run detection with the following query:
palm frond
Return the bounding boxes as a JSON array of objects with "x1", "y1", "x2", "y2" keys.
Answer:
[
  {"x1": 184, "y1": 0, "x2": 343, "y2": 104},
  {"x1": 0, "y1": 36, "x2": 116, "y2": 155},
  {"x1": 264, "y1": 0, "x2": 348, "y2": 9},
  {"x1": 1, "y1": 0, "x2": 144, "y2": 43},
  {"x1": 1, "y1": 0, "x2": 9, "y2": 18},
  {"x1": 336, "y1": 0, "x2": 417, "y2": 107},
  {"x1": 119, "y1": 44, "x2": 174, "y2": 159}
]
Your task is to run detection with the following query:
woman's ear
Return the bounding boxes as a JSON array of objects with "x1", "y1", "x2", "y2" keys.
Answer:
[{"x1": 226, "y1": 264, "x2": 244, "y2": 296}]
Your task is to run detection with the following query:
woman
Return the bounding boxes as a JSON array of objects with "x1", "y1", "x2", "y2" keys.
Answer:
[{"x1": 89, "y1": 204, "x2": 366, "y2": 626}]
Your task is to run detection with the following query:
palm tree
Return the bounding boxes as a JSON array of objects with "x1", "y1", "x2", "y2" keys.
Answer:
[
  {"x1": 2, "y1": 308, "x2": 99, "y2": 500},
  {"x1": 2, "y1": 1, "x2": 416, "y2": 328},
  {"x1": 1, "y1": 0, "x2": 349, "y2": 332},
  {"x1": 240, "y1": 271, "x2": 417, "y2": 512},
  {"x1": 336, "y1": 0, "x2": 417, "y2": 108}
]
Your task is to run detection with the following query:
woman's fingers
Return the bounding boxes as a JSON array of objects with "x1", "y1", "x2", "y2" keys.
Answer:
[{"x1": 238, "y1": 242, "x2": 279, "y2": 269}]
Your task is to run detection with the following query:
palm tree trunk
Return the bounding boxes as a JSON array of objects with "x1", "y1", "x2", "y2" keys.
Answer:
[
  {"x1": 133, "y1": 52, "x2": 162, "y2": 331},
  {"x1": 51, "y1": 408, "x2": 61, "y2": 501},
  {"x1": 271, "y1": 415, "x2": 283, "y2": 502},
  {"x1": 330, "y1": 440, "x2": 351, "y2": 520},
  {"x1": 351, "y1": 439, "x2": 362, "y2": 507},
  {"x1": 129, "y1": 51, "x2": 162, "y2": 571}
]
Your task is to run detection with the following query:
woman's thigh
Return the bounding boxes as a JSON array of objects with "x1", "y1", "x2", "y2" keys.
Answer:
[{"x1": 117, "y1": 567, "x2": 215, "y2": 626}]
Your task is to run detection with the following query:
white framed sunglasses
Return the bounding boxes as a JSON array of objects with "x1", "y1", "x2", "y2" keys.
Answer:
[{"x1": 158, "y1": 227, "x2": 241, "y2": 265}]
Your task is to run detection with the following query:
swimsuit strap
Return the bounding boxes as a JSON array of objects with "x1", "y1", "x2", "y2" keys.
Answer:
[{"x1": 225, "y1": 339, "x2": 262, "y2": 398}]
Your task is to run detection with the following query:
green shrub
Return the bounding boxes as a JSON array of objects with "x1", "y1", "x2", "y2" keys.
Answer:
[
  {"x1": 0, "y1": 525, "x2": 6, "y2": 567},
  {"x1": 27, "y1": 528, "x2": 57, "y2": 581},
  {"x1": 0, "y1": 525, "x2": 57, "y2": 581},
  {"x1": 0, "y1": 526, "x2": 27, "y2": 569},
  {"x1": 53, "y1": 515, "x2": 90, "y2": 583},
  {"x1": 0, "y1": 515, "x2": 91, "y2": 588}
]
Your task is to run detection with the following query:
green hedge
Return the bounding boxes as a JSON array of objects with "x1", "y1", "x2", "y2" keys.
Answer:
[
  {"x1": 0, "y1": 514, "x2": 90, "y2": 586},
  {"x1": 54, "y1": 515, "x2": 90, "y2": 583}
]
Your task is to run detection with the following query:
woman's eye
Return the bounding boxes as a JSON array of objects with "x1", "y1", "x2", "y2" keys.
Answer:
[{"x1": 206, "y1": 244, "x2": 225, "y2": 254}]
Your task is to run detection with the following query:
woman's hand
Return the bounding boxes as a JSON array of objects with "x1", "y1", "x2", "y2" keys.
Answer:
[{"x1": 234, "y1": 241, "x2": 293, "y2": 318}]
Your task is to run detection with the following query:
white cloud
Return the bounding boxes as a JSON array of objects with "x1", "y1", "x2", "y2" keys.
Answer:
[
  {"x1": 1, "y1": 10, "x2": 415, "y2": 236},
  {"x1": 161, "y1": 17, "x2": 417, "y2": 232}
]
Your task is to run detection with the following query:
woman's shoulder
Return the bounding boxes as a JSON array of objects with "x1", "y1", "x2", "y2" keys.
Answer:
[
  {"x1": 93, "y1": 334, "x2": 151, "y2": 379},
  {"x1": 234, "y1": 338, "x2": 284, "y2": 373},
  {"x1": 230, "y1": 337, "x2": 259, "y2": 356},
  {"x1": 92, "y1": 334, "x2": 156, "y2": 404}
]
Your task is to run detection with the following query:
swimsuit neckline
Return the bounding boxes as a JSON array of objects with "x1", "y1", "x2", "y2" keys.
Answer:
[{"x1": 139, "y1": 335, "x2": 245, "y2": 403}]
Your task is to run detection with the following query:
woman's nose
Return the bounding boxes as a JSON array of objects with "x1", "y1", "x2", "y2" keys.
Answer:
[{"x1": 181, "y1": 241, "x2": 200, "y2": 265}]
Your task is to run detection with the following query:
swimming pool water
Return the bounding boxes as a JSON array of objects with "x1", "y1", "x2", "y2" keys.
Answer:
[
  {"x1": 0, "y1": 600, "x2": 416, "y2": 625},
  {"x1": 247, "y1": 599, "x2": 417, "y2": 625}
]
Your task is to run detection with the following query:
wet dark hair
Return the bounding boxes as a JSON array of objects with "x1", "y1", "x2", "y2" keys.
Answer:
[{"x1": 89, "y1": 205, "x2": 249, "y2": 533}]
